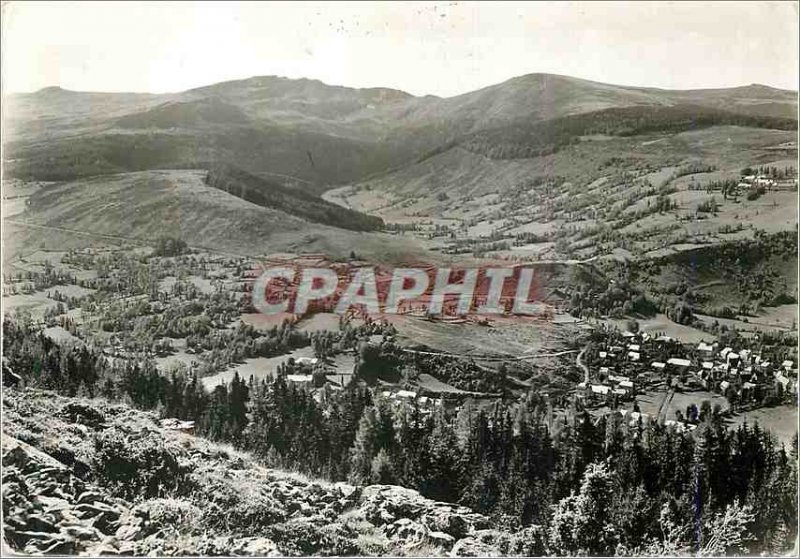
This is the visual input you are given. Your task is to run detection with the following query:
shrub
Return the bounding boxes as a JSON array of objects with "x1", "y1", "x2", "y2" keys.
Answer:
[{"x1": 93, "y1": 429, "x2": 193, "y2": 498}]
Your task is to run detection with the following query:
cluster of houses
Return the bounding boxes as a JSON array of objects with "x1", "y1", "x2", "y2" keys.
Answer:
[
  {"x1": 738, "y1": 173, "x2": 798, "y2": 192},
  {"x1": 617, "y1": 408, "x2": 697, "y2": 433},
  {"x1": 577, "y1": 331, "x2": 674, "y2": 406},
  {"x1": 578, "y1": 330, "x2": 797, "y2": 411},
  {"x1": 378, "y1": 389, "x2": 444, "y2": 413},
  {"x1": 686, "y1": 343, "x2": 796, "y2": 403}
]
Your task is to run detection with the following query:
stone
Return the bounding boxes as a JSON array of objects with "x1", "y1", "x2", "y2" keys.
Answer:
[
  {"x1": 59, "y1": 523, "x2": 101, "y2": 540},
  {"x1": 76, "y1": 490, "x2": 105, "y2": 504},
  {"x1": 386, "y1": 518, "x2": 428, "y2": 542},
  {"x1": 428, "y1": 531, "x2": 457, "y2": 550},
  {"x1": 24, "y1": 513, "x2": 59, "y2": 533},
  {"x1": 449, "y1": 536, "x2": 502, "y2": 557},
  {"x1": 240, "y1": 537, "x2": 282, "y2": 556}
]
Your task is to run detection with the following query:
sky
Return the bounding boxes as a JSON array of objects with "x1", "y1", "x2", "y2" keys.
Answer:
[{"x1": 2, "y1": 1, "x2": 798, "y2": 97}]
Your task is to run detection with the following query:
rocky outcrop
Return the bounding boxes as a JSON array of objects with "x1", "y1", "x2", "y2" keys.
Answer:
[{"x1": 2, "y1": 389, "x2": 527, "y2": 556}]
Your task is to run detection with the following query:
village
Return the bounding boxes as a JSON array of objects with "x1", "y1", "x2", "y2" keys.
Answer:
[{"x1": 577, "y1": 327, "x2": 797, "y2": 432}]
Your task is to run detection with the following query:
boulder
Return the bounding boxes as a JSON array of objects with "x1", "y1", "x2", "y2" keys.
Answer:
[
  {"x1": 428, "y1": 530, "x2": 457, "y2": 550},
  {"x1": 385, "y1": 517, "x2": 429, "y2": 542},
  {"x1": 450, "y1": 536, "x2": 503, "y2": 557}
]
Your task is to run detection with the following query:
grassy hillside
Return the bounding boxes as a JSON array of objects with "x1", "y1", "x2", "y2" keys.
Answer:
[
  {"x1": 2, "y1": 170, "x2": 422, "y2": 263},
  {"x1": 332, "y1": 126, "x2": 797, "y2": 261}
]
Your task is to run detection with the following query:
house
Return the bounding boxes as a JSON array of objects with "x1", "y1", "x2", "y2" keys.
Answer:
[
  {"x1": 651, "y1": 361, "x2": 666, "y2": 370},
  {"x1": 628, "y1": 351, "x2": 641, "y2": 361},
  {"x1": 396, "y1": 390, "x2": 417, "y2": 400},
  {"x1": 628, "y1": 344, "x2": 641, "y2": 352},
  {"x1": 599, "y1": 351, "x2": 608, "y2": 359},
  {"x1": 781, "y1": 360, "x2": 794, "y2": 371},
  {"x1": 739, "y1": 349, "x2": 751, "y2": 362},
  {"x1": 701, "y1": 361, "x2": 714, "y2": 370},
  {"x1": 591, "y1": 385, "x2": 612, "y2": 395},
  {"x1": 287, "y1": 374, "x2": 313, "y2": 384},
  {"x1": 720, "y1": 347, "x2": 733, "y2": 359},
  {"x1": 697, "y1": 342, "x2": 714, "y2": 353},
  {"x1": 667, "y1": 357, "x2": 691, "y2": 368},
  {"x1": 619, "y1": 380, "x2": 634, "y2": 390},
  {"x1": 296, "y1": 357, "x2": 319, "y2": 366}
]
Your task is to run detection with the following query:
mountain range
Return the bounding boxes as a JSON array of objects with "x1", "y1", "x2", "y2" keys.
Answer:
[
  {"x1": 3, "y1": 73, "x2": 796, "y2": 263},
  {"x1": 5, "y1": 73, "x2": 796, "y2": 187}
]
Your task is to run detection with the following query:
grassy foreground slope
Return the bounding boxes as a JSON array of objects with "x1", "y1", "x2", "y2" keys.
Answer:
[{"x1": 3, "y1": 387, "x2": 523, "y2": 557}]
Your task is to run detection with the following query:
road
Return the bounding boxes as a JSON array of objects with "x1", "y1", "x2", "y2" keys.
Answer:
[
  {"x1": 656, "y1": 387, "x2": 676, "y2": 422},
  {"x1": 576, "y1": 345, "x2": 590, "y2": 383}
]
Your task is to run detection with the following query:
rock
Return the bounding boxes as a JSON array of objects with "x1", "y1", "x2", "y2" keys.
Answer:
[
  {"x1": 26, "y1": 536, "x2": 76, "y2": 556},
  {"x1": 59, "y1": 523, "x2": 101, "y2": 540},
  {"x1": 428, "y1": 531, "x2": 457, "y2": 550},
  {"x1": 450, "y1": 536, "x2": 503, "y2": 557},
  {"x1": 76, "y1": 490, "x2": 105, "y2": 504},
  {"x1": 386, "y1": 517, "x2": 428, "y2": 542},
  {"x1": 3, "y1": 445, "x2": 30, "y2": 468},
  {"x1": 24, "y1": 513, "x2": 59, "y2": 533},
  {"x1": 33, "y1": 494, "x2": 70, "y2": 512},
  {"x1": 420, "y1": 507, "x2": 471, "y2": 539},
  {"x1": 240, "y1": 537, "x2": 282, "y2": 556},
  {"x1": 84, "y1": 543, "x2": 122, "y2": 556},
  {"x1": 334, "y1": 482, "x2": 358, "y2": 500},
  {"x1": 115, "y1": 522, "x2": 144, "y2": 541}
]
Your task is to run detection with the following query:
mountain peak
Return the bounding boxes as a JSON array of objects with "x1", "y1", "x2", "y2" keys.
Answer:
[{"x1": 32, "y1": 85, "x2": 72, "y2": 95}]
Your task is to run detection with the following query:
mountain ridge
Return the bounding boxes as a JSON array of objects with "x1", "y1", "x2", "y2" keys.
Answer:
[
  {"x1": 3, "y1": 72, "x2": 796, "y2": 192},
  {"x1": 14, "y1": 72, "x2": 798, "y2": 99}
]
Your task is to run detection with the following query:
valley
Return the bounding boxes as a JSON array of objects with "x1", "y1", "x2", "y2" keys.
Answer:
[{"x1": 2, "y1": 71, "x2": 798, "y2": 556}]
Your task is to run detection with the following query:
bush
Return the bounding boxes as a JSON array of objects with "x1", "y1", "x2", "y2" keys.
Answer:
[{"x1": 93, "y1": 429, "x2": 193, "y2": 498}]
